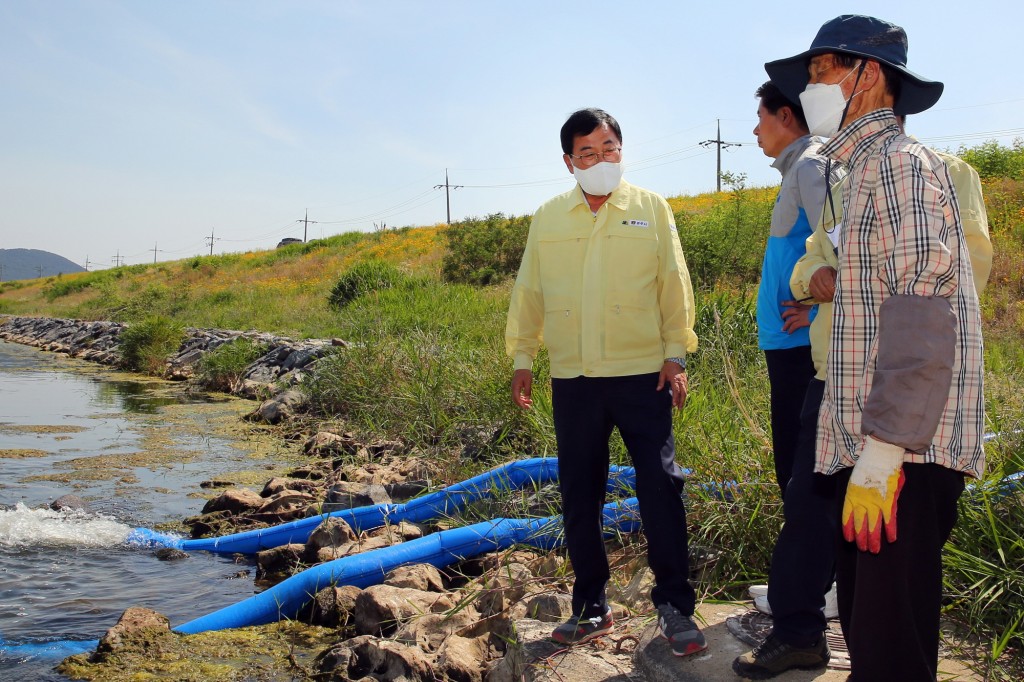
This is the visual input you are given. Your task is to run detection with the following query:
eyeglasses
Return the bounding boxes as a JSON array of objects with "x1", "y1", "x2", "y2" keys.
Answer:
[{"x1": 568, "y1": 146, "x2": 622, "y2": 166}]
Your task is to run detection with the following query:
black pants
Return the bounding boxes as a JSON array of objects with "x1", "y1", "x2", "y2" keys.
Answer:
[
  {"x1": 767, "y1": 378, "x2": 838, "y2": 647},
  {"x1": 552, "y1": 373, "x2": 695, "y2": 618},
  {"x1": 835, "y1": 463, "x2": 965, "y2": 682},
  {"x1": 764, "y1": 346, "x2": 816, "y2": 495}
]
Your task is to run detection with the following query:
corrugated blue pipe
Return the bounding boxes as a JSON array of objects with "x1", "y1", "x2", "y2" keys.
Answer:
[
  {"x1": 125, "y1": 458, "x2": 639, "y2": 554},
  {"x1": 1, "y1": 497, "x2": 640, "y2": 659},
  {"x1": 174, "y1": 496, "x2": 640, "y2": 634}
]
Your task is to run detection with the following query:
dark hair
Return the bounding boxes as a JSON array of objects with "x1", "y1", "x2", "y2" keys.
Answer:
[
  {"x1": 560, "y1": 108, "x2": 622, "y2": 155},
  {"x1": 833, "y1": 53, "x2": 902, "y2": 104},
  {"x1": 755, "y1": 80, "x2": 808, "y2": 130}
]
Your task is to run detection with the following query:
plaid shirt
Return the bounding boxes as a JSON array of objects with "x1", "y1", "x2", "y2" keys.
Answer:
[{"x1": 816, "y1": 109, "x2": 985, "y2": 478}]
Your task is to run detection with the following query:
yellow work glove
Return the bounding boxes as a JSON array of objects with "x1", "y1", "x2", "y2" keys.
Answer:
[{"x1": 842, "y1": 436, "x2": 906, "y2": 553}]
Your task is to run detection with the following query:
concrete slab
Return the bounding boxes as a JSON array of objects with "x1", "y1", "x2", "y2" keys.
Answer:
[
  {"x1": 503, "y1": 601, "x2": 982, "y2": 681},
  {"x1": 632, "y1": 602, "x2": 982, "y2": 682}
]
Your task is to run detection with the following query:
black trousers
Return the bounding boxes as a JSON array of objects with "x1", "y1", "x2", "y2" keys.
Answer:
[
  {"x1": 835, "y1": 463, "x2": 965, "y2": 682},
  {"x1": 764, "y1": 346, "x2": 816, "y2": 495},
  {"x1": 552, "y1": 373, "x2": 695, "y2": 618},
  {"x1": 767, "y1": 378, "x2": 838, "y2": 647}
]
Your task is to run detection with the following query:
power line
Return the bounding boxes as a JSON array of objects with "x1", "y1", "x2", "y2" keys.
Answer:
[
  {"x1": 434, "y1": 169, "x2": 463, "y2": 224},
  {"x1": 700, "y1": 119, "x2": 744, "y2": 192},
  {"x1": 297, "y1": 209, "x2": 318, "y2": 242},
  {"x1": 316, "y1": 189, "x2": 439, "y2": 225},
  {"x1": 205, "y1": 228, "x2": 220, "y2": 256}
]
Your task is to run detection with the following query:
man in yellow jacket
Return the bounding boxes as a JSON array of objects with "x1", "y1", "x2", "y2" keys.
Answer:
[{"x1": 505, "y1": 108, "x2": 705, "y2": 656}]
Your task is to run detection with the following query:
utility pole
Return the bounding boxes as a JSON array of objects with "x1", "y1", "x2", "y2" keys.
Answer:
[
  {"x1": 35, "y1": 265, "x2": 44, "y2": 278},
  {"x1": 84, "y1": 256, "x2": 90, "y2": 271},
  {"x1": 699, "y1": 119, "x2": 741, "y2": 192},
  {"x1": 112, "y1": 251, "x2": 124, "y2": 267},
  {"x1": 150, "y1": 242, "x2": 163, "y2": 264},
  {"x1": 0, "y1": 263, "x2": 4, "y2": 282},
  {"x1": 434, "y1": 169, "x2": 463, "y2": 224},
  {"x1": 297, "y1": 209, "x2": 318, "y2": 242},
  {"x1": 205, "y1": 228, "x2": 220, "y2": 256}
]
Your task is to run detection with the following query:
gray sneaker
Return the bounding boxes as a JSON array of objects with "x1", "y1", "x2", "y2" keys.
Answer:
[
  {"x1": 657, "y1": 603, "x2": 707, "y2": 657},
  {"x1": 732, "y1": 632, "x2": 830, "y2": 679},
  {"x1": 550, "y1": 609, "x2": 613, "y2": 645}
]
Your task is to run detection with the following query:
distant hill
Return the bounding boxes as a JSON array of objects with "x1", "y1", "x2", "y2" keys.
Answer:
[{"x1": 0, "y1": 249, "x2": 86, "y2": 282}]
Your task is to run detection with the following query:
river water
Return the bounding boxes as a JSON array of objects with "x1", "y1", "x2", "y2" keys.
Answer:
[{"x1": 0, "y1": 340, "x2": 296, "y2": 681}]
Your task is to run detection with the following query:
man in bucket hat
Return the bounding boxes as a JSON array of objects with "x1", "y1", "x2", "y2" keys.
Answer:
[{"x1": 744, "y1": 15, "x2": 985, "y2": 682}]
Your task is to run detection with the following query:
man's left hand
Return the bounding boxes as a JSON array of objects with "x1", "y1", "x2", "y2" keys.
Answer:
[
  {"x1": 781, "y1": 300, "x2": 813, "y2": 333},
  {"x1": 842, "y1": 436, "x2": 906, "y2": 553},
  {"x1": 657, "y1": 361, "x2": 688, "y2": 410}
]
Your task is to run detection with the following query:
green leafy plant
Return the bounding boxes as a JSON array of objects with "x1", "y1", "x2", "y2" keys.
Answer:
[
  {"x1": 195, "y1": 337, "x2": 269, "y2": 391},
  {"x1": 958, "y1": 139, "x2": 1024, "y2": 181},
  {"x1": 442, "y1": 212, "x2": 530, "y2": 285},
  {"x1": 328, "y1": 259, "x2": 406, "y2": 310},
  {"x1": 676, "y1": 173, "x2": 771, "y2": 288},
  {"x1": 118, "y1": 315, "x2": 186, "y2": 374},
  {"x1": 943, "y1": 472, "x2": 1024, "y2": 680}
]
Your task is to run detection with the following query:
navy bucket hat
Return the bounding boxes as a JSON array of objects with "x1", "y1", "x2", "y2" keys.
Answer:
[{"x1": 764, "y1": 15, "x2": 943, "y2": 116}]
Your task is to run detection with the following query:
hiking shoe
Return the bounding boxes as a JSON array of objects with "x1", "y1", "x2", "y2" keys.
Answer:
[
  {"x1": 550, "y1": 609, "x2": 613, "y2": 645},
  {"x1": 732, "y1": 632, "x2": 830, "y2": 679},
  {"x1": 657, "y1": 603, "x2": 707, "y2": 657}
]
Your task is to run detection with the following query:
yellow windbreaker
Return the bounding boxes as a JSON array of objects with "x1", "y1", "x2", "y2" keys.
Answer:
[{"x1": 505, "y1": 181, "x2": 697, "y2": 379}]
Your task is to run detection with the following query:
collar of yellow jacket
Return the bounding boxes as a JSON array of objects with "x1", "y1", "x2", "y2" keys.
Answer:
[{"x1": 566, "y1": 181, "x2": 634, "y2": 213}]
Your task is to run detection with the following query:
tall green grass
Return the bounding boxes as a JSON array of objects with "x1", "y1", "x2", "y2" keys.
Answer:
[{"x1": 118, "y1": 315, "x2": 186, "y2": 374}]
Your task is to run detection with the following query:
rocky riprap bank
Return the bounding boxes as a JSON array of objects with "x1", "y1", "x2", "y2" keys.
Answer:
[
  {"x1": 1, "y1": 314, "x2": 700, "y2": 682},
  {"x1": 0, "y1": 314, "x2": 335, "y2": 423}
]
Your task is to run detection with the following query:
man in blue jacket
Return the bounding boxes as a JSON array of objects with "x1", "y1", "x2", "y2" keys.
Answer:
[
  {"x1": 753, "y1": 80, "x2": 837, "y2": 496},
  {"x1": 734, "y1": 81, "x2": 841, "y2": 678}
]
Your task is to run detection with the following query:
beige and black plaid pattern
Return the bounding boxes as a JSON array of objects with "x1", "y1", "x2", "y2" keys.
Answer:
[{"x1": 815, "y1": 109, "x2": 985, "y2": 478}]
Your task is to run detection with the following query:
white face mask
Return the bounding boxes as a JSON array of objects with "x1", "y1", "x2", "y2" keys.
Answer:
[
  {"x1": 799, "y1": 64, "x2": 861, "y2": 138},
  {"x1": 573, "y1": 161, "x2": 623, "y2": 196}
]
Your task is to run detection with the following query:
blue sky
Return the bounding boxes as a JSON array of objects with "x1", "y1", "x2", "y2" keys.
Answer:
[{"x1": 2, "y1": 1, "x2": 1021, "y2": 268}]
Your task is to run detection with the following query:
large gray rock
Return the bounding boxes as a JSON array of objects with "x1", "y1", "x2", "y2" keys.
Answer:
[
  {"x1": 255, "y1": 543, "x2": 305, "y2": 582},
  {"x1": 255, "y1": 489, "x2": 317, "y2": 522},
  {"x1": 314, "y1": 634, "x2": 435, "y2": 682},
  {"x1": 521, "y1": 593, "x2": 573, "y2": 623},
  {"x1": 393, "y1": 606, "x2": 482, "y2": 653},
  {"x1": 248, "y1": 389, "x2": 308, "y2": 424},
  {"x1": 437, "y1": 634, "x2": 491, "y2": 682},
  {"x1": 326, "y1": 481, "x2": 391, "y2": 509},
  {"x1": 353, "y1": 585, "x2": 457, "y2": 637},
  {"x1": 200, "y1": 487, "x2": 263, "y2": 515},
  {"x1": 384, "y1": 564, "x2": 445, "y2": 593},
  {"x1": 304, "y1": 517, "x2": 358, "y2": 561},
  {"x1": 471, "y1": 562, "x2": 535, "y2": 618},
  {"x1": 484, "y1": 617, "x2": 632, "y2": 682},
  {"x1": 50, "y1": 494, "x2": 91, "y2": 513},
  {"x1": 302, "y1": 584, "x2": 363, "y2": 627},
  {"x1": 93, "y1": 607, "x2": 173, "y2": 661}
]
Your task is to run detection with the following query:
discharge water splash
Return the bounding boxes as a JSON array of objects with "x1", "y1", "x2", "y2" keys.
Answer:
[{"x1": 0, "y1": 503, "x2": 131, "y2": 549}]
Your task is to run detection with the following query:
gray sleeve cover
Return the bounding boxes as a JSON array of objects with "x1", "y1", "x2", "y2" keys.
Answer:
[{"x1": 862, "y1": 295, "x2": 956, "y2": 453}]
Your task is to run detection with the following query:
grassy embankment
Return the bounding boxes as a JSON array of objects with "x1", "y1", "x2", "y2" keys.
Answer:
[{"x1": 2, "y1": 164, "x2": 1022, "y2": 679}]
